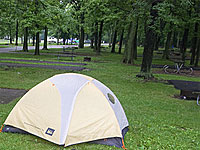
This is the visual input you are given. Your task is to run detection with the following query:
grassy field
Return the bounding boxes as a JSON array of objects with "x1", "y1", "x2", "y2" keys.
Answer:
[{"x1": 0, "y1": 47, "x2": 200, "y2": 150}]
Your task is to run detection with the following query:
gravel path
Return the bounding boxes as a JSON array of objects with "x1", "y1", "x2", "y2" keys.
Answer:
[{"x1": 0, "y1": 62, "x2": 86, "y2": 71}]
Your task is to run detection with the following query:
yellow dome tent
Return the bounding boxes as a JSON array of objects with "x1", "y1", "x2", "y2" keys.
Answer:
[{"x1": 1, "y1": 73, "x2": 129, "y2": 148}]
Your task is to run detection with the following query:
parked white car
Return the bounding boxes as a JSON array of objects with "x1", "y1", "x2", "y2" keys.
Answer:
[{"x1": 48, "y1": 37, "x2": 57, "y2": 44}]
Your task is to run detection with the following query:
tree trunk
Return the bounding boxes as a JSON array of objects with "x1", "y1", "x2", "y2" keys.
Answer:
[
  {"x1": 180, "y1": 28, "x2": 189, "y2": 62},
  {"x1": 42, "y1": 26, "x2": 48, "y2": 50},
  {"x1": 123, "y1": 21, "x2": 136, "y2": 64},
  {"x1": 15, "y1": 20, "x2": 18, "y2": 46},
  {"x1": 123, "y1": 22, "x2": 132, "y2": 63},
  {"x1": 154, "y1": 36, "x2": 160, "y2": 51},
  {"x1": 111, "y1": 28, "x2": 117, "y2": 53},
  {"x1": 79, "y1": 13, "x2": 84, "y2": 48},
  {"x1": 91, "y1": 38, "x2": 94, "y2": 48},
  {"x1": 97, "y1": 20, "x2": 104, "y2": 54},
  {"x1": 138, "y1": 0, "x2": 162, "y2": 79},
  {"x1": 172, "y1": 31, "x2": 177, "y2": 48},
  {"x1": 9, "y1": 27, "x2": 12, "y2": 44},
  {"x1": 118, "y1": 29, "x2": 124, "y2": 54},
  {"x1": 71, "y1": 35, "x2": 73, "y2": 45},
  {"x1": 140, "y1": 30, "x2": 156, "y2": 79},
  {"x1": 109, "y1": 27, "x2": 113, "y2": 48},
  {"x1": 57, "y1": 33, "x2": 59, "y2": 45},
  {"x1": 32, "y1": 34, "x2": 35, "y2": 46},
  {"x1": 163, "y1": 30, "x2": 172, "y2": 59},
  {"x1": 176, "y1": 32, "x2": 180, "y2": 48},
  {"x1": 23, "y1": 27, "x2": 28, "y2": 52},
  {"x1": 90, "y1": 24, "x2": 95, "y2": 48},
  {"x1": 94, "y1": 22, "x2": 98, "y2": 52},
  {"x1": 63, "y1": 32, "x2": 67, "y2": 45},
  {"x1": 35, "y1": 31, "x2": 40, "y2": 55},
  {"x1": 154, "y1": 20, "x2": 166, "y2": 51},
  {"x1": 190, "y1": 22, "x2": 199, "y2": 65},
  {"x1": 79, "y1": 26, "x2": 84, "y2": 48},
  {"x1": 195, "y1": 38, "x2": 200, "y2": 67},
  {"x1": 133, "y1": 18, "x2": 139, "y2": 60}
]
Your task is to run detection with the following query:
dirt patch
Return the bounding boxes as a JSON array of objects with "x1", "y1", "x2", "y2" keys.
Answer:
[
  {"x1": 153, "y1": 69, "x2": 200, "y2": 77},
  {"x1": 0, "y1": 88, "x2": 27, "y2": 104}
]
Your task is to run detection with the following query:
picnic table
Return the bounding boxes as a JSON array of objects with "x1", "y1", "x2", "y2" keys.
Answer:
[
  {"x1": 168, "y1": 80, "x2": 200, "y2": 105},
  {"x1": 57, "y1": 46, "x2": 77, "y2": 61}
]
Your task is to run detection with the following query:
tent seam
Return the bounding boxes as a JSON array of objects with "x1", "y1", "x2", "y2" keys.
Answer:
[{"x1": 62, "y1": 80, "x2": 90, "y2": 144}]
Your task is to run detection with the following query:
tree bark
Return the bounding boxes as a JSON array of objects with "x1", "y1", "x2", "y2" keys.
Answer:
[
  {"x1": 111, "y1": 28, "x2": 117, "y2": 53},
  {"x1": 154, "y1": 19, "x2": 166, "y2": 50},
  {"x1": 138, "y1": 0, "x2": 162, "y2": 79},
  {"x1": 23, "y1": 27, "x2": 28, "y2": 52},
  {"x1": 195, "y1": 38, "x2": 200, "y2": 67},
  {"x1": 123, "y1": 21, "x2": 136, "y2": 64},
  {"x1": 90, "y1": 24, "x2": 95, "y2": 48},
  {"x1": 190, "y1": 22, "x2": 199, "y2": 65},
  {"x1": 79, "y1": 13, "x2": 84, "y2": 48},
  {"x1": 35, "y1": 31, "x2": 40, "y2": 55},
  {"x1": 163, "y1": 30, "x2": 172, "y2": 59},
  {"x1": 57, "y1": 32, "x2": 59, "y2": 45},
  {"x1": 42, "y1": 26, "x2": 48, "y2": 50},
  {"x1": 118, "y1": 29, "x2": 124, "y2": 54},
  {"x1": 9, "y1": 26, "x2": 12, "y2": 44},
  {"x1": 172, "y1": 31, "x2": 177, "y2": 48},
  {"x1": 109, "y1": 27, "x2": 113, "y2": 48},
  {"x1": 32, "y1": 34, "x2": 35, "y2": 46},
  {"x1": 15, "y1": 20, "x2": 18, "y2": 46},
  {"x1": 34, "y1": 0, "x2": 39, "y2": 55},
  {"x1": 133, "y1": 18, "x2": 139, "y2": 60},
  {"x1": 180, "y1": 28, "x2": 189, "y2": 62},
  {"x1": 91, "y1": 38, "x2": 94, "y2": 48},
  {"x1": 63, "y1": 32, "x2": 67, "y2": 45},
  {"x1": 154, "y1": 36, "x2": 160, "y2": 51},
  {"x1": 94, "y1": 22, "x2": 98, "y2": 52},
  {"x1": 123, "y1": 22, "x2": 132, "y2": 63},
  {"x1": 97, "y1": 20, "x2": 104, "y2": 54}
]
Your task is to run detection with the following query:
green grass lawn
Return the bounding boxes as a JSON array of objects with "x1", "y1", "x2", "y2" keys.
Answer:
[{"x1": 0, "y1": 47, "x2": 200, "y2": 150}]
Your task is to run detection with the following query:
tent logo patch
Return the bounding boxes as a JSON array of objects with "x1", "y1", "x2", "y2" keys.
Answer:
[{"x1": 45, "y1": 128, "x2": 55, "y2": 136}]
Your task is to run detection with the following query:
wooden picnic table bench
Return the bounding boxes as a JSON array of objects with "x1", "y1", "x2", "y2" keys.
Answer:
[{"x1": 56, "y1": 47, "x2": 78, "y2": 61}]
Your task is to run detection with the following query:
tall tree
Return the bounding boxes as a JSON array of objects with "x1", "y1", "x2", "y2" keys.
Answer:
[
  {"x1": 118, "y1": 29, "x2": 124, "y2": 54},
  {"x1": 22, "y1": 27, "x2": 28, "y2": 52},
  {"x1": 42, "y1": 26, "x2": 48, "y2": 50},
  {"x1": 190, "y1": 22, "x2": 199, "y2": 65},
  {"x1": 79, "y1": 13, "x2": 85, "y2": 48},
  {"x1": 111, "y1": 25, "x2": 117, "y2": 53},
  {"x1": 195, "y1": 38, "x2": 200, "y2": 67},
  {"x1": 97, "y1": 20, "x2": 104, "y2": 54},
  {"x1": 138, "y1": 0, "x2": 163, "y2": 79}
]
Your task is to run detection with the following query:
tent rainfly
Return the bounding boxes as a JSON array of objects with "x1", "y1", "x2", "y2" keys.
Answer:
[{"x1": 0, "y1": 73, "x2": 129, "y2": 149}]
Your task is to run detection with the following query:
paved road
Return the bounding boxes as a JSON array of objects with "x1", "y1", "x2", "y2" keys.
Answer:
[
  {"x1": 0, "y1": 45, "x2": 79, "y2": 53},
  {"x1": 0, "y1": 44, "x2": 108, "y2": 53}
]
